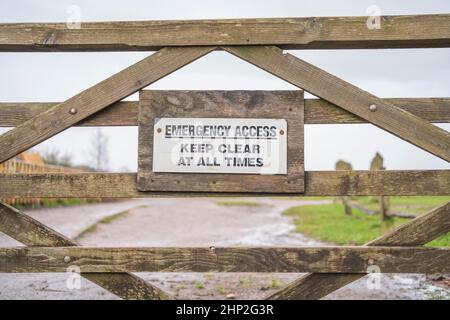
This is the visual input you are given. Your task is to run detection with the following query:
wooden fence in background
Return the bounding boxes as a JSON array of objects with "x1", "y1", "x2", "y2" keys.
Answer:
[
  {"x1": 0, "y1": 159, "x2": 82, "y2": 205},
  {"x1": 0, "y1": 14, "x2": 449, "y2": 300}
]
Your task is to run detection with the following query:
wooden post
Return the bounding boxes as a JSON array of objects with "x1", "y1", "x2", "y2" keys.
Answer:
[
  {"x1": 335, "y1": 160, "x2": 353, "y2": 215},
  {"x1": 370, "y1": 152, "x2": 390, "y2": 220},
  {"x1": 379, "y1": 196, "x2": 390, "y2": 220}
]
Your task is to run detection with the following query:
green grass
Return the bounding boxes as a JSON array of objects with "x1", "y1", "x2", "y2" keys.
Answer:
[
  {"x1": 216, "y1": 200, "x2": 266, "y2": 207},
  {"x1": 262, "y1": 278, "x2": 285, "y2": 290},
  {"x1": 216, "y1": 284, "x2": 228, "y2": 294},
  {"x1": 195, "y1": 282, "x2": 205, "y2": 290},
  {"x1": 283, "y1": 203, "x2": 449, "y2": 247},
  {"x1": 354, "y1": 196, "x2": 450, "y2": 215},
  {"x1": 428, "y1": 233, "x2": 450, "y2": 247}
]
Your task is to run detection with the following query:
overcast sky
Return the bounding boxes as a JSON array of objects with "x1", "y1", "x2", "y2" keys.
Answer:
[{"x1": 0, "y1": 0, "x2": 449, "y2": 171}]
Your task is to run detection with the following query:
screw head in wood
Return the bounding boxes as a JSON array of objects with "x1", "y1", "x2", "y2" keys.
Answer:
[
  {"x1": 69, "y1": 108, "x2": 78, "y2": 115},
  {"x1": 369, "y1": 104, "x2": 377, "y2": 112},
  {"x1": 64, "y1": 256, "x2": 71, "y2": 263}
]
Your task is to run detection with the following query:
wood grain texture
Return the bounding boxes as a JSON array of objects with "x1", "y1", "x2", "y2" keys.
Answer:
[
  {"x1": 1, "y1": 97, "x2": 449, "y2": 127},
  {"x1": 1, "y1": 246, "x2": 448, "y2": 274},
  {"x1": 0, "y1": 101, "x2": 138, "y2": 127},
  {"x1": 0, "y1": 46, "x2": 214, "y2": 165},
  {"x1": 0, "y1": 170, "x2": 448, "y2": 198},
  {"x1": 267, "y1": 201, "x2": 450, "y2": 300},
  {"x1": 0, "y1": 14, "x2": 449, "y2": 51},
  {"x1": 0, "y1": 202, "x2": 172, "y2": 300},
  {"x1": 137, "y1": 90, "x2": 304, "y2": 193},
  {"x1": 224, "y1": 46, "x2": 450, "y2": 162},
  {"x1": 304, "y1": 98, "x2": 450, "y2": 124}
]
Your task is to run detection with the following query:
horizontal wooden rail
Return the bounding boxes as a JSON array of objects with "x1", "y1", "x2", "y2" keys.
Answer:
[
  {"x1": 0, "y1": 171, "x2": 448, "y2": 198},
  {"x1": 1, "y1": 246, "x2": 448, "y2": 274},
  {"x1": 0, "y1": 158, "x2": 83, "y2": 206},
  {"x1": 0, "y1": 97, "x2": 449, "y2": 127},
  {"x1": 305, "y1": 98, "x2": 450, "y2": 124},
  {"x1": 1, "y1": 14, "x2": 449, "y2": 51}
]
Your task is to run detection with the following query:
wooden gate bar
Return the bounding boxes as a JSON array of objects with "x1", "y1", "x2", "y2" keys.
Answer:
[
  {"x1": 0, "y1": 170, "x2": 449, "y2": 198},
  {"x1": 0, "y1": 46, "x2": 214, "y2": 165},
  {"x1": 0, "y1": 97, "x2": 449, "y2": 127},
  {"x1": 1, "y1": 246, "x2": 448, "y2": 274},
  {"x1": 304, "y1": 97, "x2": 450, "y2": 124},
  {"x1": 267, "y1": 201, "x2": 450, "y2": 300},
  {"x1": 224, "y1": 46, "x2": 450, "y2": 162},
  {"x1": 0, "y1": 14, "x2": 449, "y2": 51},
  {"x1": 0, "y1": 203, "x2": 172, "y2": 300}
]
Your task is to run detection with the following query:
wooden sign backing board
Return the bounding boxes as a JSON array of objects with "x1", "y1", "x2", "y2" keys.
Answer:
[{"x1": 137, "y1": 90, "x2": 304, "y2": 193}]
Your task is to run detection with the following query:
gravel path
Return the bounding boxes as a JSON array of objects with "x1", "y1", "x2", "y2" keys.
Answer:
[{"x1": 0, "y1": 198, "x2": 448, "y2": 300}]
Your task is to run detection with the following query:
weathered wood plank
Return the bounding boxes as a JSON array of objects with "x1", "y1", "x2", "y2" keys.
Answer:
[
  {"x1": 267, "y1": 201, "x2": 450, "y2": 300},
  {"x1": 0, "y1": 47, "x2": 214, "y2": 165},
  {"x1": 224, "y1": 46, "x2": 450, "y2": 162},
  {"x1": 0, "y1": 101, "x2": 138, "y2": 127},
  {"x1": 137, "y1": 90, "x2": 304, "y2": 193},
  {"x1": 0, "y1": 202, "x2": 172, "y2": 300},
  {"x1": 305, "y1": 98, "x2": 450, "y2": 124},
  {"x1": 1, "y1": 97, "x2": 448, "y2": 127},
  {"x1": 0, "y1": 202, "x2": 74, "y2": 246},
  {"x1": 0, "y1": 246, "x2": 447, "y2": 274},
  {"x1": 0, "y1": 171, "x2": 448, "y2": 198},
  {"x1": 0, "y1": 14, "x2": 449, "y2": 51},
  {"x1": 137, "y1": 173, "x2": 305, "y2": 193}
]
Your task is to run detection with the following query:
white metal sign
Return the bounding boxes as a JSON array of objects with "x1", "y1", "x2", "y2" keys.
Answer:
[{"x1": 152, "y1": 118, "x2": 287, "y2": 174}]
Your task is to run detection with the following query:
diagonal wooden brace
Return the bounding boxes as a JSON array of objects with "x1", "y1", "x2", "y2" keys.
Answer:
[
  {"x1": 0, "y1": 46, "x2": 215, "y2": 164},
  {"x1": 267, "y1": 201, "x2": 450, "y2": 299},
  {"x1": 0, "y1": 202, "x2": 172, "y2": 300},
  {"x1": 223, "y1": 46, "x2": 450, "y2": 162}
]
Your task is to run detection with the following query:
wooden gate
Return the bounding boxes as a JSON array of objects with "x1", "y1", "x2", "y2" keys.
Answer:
[{"x1": 0, "y1": 14, "x2": 449, "y2": 300}]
